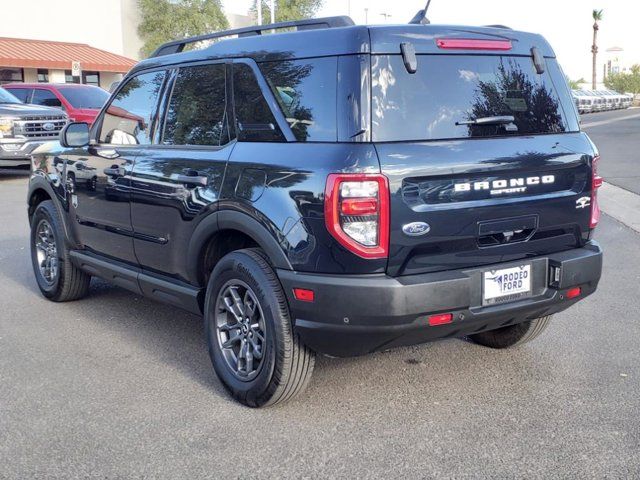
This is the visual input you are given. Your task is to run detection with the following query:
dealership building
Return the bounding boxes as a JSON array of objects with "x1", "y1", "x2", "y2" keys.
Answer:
[
  {"x1": 0, "y1": 0, "x2": 252, "y2": 90},
  {"x1": 0, "y1": 37, "x2": 136, "y2": 90}
]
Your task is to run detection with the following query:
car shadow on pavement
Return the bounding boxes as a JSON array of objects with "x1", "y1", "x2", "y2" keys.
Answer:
[
  {"x1": 1, "y1": 248, "x2": 550, "y2": 409},
  {"x1": 0, "y1": 168, "x2": 30, "y2": 179}
]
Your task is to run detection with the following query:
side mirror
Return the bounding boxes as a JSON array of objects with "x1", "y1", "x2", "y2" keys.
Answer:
[{"x1": 60, "y1": 122, "x2": 90, "y2": 148}]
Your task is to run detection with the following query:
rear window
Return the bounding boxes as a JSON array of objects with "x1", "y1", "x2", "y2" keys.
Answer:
[
  {"x1": 372, "y1": 55, "x2": 578, "y2": 142},
  {"x1": 58, "y1": 86, "x2": 109, "y2": 109},
  {"x1": 260, "y1": 57, "x2": 337, "y2": 142}
]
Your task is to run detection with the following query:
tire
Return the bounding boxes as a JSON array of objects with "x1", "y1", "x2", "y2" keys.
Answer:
[
  {"x1": 204, "y1": 248, "x2": 315, "y2": 407},
  {"x1": 30, "y1": 200, "x2": 91, "y2": 302},
  {"x1": 467, "y1": 316, "x2": 552, "y2": 349}
]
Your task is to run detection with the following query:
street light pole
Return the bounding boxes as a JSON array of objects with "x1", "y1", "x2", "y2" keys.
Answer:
[
  {"x1": 380, "y1": 13, "x2": 392, "y2": 23},
  {"x1": 270, "y1": 0, "x2": 275, "y2": 24},
  {"x1": 257, "y1": 0, "x2": 262, "y2": 25},
  {"x1": 364, "y1": 8, "x2": 369, "y2": 24}
]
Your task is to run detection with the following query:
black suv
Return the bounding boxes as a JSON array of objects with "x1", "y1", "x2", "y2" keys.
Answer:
[{"x1": 28, "y1": 16, "x2": 603, "y2": 407}]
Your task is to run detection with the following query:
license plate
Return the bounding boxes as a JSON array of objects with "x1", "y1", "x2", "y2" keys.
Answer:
[{"x1": 483, "y1": 264, "x2": 532, "y2": 305}]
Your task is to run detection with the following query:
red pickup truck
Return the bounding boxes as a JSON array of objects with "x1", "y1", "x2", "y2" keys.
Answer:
[{"x1": 4, "y1": 83, "x2": 109, "y2": 125}]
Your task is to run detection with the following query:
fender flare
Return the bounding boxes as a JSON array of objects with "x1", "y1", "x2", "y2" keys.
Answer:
[
  {"x1": 27, "y1": 175, "x2": 78, "y2": 248},
  {"x1": 187, "y1": 209, "x2": 293, "y2": 285}
]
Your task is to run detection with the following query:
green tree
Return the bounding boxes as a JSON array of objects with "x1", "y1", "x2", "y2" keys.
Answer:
[
  {"x1": 138, "y1": 0, "x2": 229, "y2": 58},
  {"x1": 591, "y1": 9, "x2": 603, "y2": 90},
  {"x1": 604, "y1": 65, "x2": 640, "y2": 94},
  {"x1": 251, "y1": 0, "x2": 324, "y2": 24},
  {"x1": 567, "y1": 77, "x2": 587, "y2": 90}
]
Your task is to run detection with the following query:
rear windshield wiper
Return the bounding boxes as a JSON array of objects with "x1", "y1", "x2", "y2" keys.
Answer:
[{"x1": 456, "y1": 115, "x2": 518, "y2": 132}]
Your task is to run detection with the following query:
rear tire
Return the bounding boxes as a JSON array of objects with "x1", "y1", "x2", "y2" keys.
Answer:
[
  {"x1": 468, "y1": 316, "x2": 552, "y2": 349},
  {"x1": 30, "y1": 200, "x2": 91, "y2": 302},
  {"x1": 204, "y1": 248, "x2": 315, "y2": 407}
]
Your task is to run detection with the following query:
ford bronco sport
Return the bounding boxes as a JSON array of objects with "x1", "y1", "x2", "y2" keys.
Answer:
[{"x1": 27, "y1": 15, "x2": 603, "y2": 407}]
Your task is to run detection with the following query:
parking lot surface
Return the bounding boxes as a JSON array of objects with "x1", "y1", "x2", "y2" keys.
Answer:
[
  {"x1": 1, "y1": 110, "x2": 639, "y2": 477},
  {"x1": 583, "y1": 108, "x2": 640, "y2": 195}
]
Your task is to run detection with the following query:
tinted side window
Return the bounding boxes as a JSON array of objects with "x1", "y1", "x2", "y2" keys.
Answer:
[
  {"x1": 99, "y1": 71, "x2": 165, "y2": 145},
  {"x1": 260, "y1": 57, "x2": 337, "y2": 142},
  {"x1": 32, "y1": 89, "x2": 62, "y2": 108},
  {"x1": 6, "y1": 88, "x2": 31, "y2": 103},
  {"x1": 162, "y1": 64, "x2": 229, "y2": 146},
  {"x1": 233, "y1": 63, "x2": 284, "y2": 142}
]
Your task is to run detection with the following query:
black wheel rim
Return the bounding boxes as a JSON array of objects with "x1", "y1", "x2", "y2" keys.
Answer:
[
  {"x1": 34, "y1": 219, "x2": 58, "y2": 286},
  {"x1": 215, "y1": 280, "x2": 266, "y2": 381}
]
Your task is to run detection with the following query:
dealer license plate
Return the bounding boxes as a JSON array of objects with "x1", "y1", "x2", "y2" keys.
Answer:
[{"x1": 483, "y1": 264, "x2": 532, "y2": 305}]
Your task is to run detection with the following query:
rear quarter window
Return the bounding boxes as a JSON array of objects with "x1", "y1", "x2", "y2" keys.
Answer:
[
  {"x1": 372, "y1": 55, "x2": 578, "y2": 142},
  {"x1": 259, "y1": 57, "x2": 337, "y2": 142}
]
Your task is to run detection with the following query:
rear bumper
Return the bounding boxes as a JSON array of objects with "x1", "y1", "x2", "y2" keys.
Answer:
[{"x1": 278, "y1": 241, "x2": 603, "y2": 357}]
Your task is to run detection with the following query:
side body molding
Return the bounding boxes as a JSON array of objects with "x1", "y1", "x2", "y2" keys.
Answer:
[{"x1": 186, "y1": 209, "x2": 294, "y2": 286}]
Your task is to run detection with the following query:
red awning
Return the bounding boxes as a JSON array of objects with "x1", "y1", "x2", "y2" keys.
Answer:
[{"x1": 0, "y1": 37, "x2": 137, "y2": 73}]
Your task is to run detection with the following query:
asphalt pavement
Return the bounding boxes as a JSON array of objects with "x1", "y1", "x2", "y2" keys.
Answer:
[
  {"x1": 1, "y1": 111, "x2": 639, "y2": 477},
  {"x1": 582, "y1": 108, "x2": 640, "y2": 195}
]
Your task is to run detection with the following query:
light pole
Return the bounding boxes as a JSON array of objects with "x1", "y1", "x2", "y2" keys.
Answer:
[
  {"x1": 257, "y1": 0, "x2": 262, "y2": 25},
  {"x1": 270, "y1": 0, "x2": 275, "y2": 24},
  {"x1": 380, "y1": 12, "x2": 392, "y2": 23},
  {"x1": 364, "y1": 8, "x2": 368, "y2": 24}
]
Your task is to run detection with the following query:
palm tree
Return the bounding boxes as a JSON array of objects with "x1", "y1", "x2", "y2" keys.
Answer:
[{"x1": 591, "y1": 9, "x2": 603, "y2": 89}]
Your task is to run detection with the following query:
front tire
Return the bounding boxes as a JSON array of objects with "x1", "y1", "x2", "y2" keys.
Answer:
[
  {"x1": 30, "y1": 200, "x2": 91, "y2": 302},
  {"x1": 204, "y1": 248, "x2": 315, "y2": 407},
  {"x1": 468, "y1": 316, "x2": 552, "y2": 349}
]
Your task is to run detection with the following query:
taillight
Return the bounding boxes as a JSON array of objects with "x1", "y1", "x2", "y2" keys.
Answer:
[
  {"x1": 436, "y1": 38, "x2": 512, "y2": 50},
  {"x1": 324, "y1": 173, "x2": 389, "y2": 259},
  {"x1": 590, "y1": 155, "x2": 603, "y2": 229}
]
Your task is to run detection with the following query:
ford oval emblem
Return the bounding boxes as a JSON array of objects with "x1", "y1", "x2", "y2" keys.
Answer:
[
  {"x1": 43, "y1": 122, "x2": 55, "y2": 131},
  {"x1": 402, "y1": 222, "x2": 431, "y2": 236}
]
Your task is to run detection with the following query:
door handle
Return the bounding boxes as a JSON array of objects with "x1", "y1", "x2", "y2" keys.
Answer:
[
  {"x1": 103, "y1": 165, "x2": 125, "y2": 177},
  {"x1": 172, "y1": 173, "x2": 208, "y2": 186},
  {"x1": 172, "y1": 168, "x2": 208, "y2": 187}
]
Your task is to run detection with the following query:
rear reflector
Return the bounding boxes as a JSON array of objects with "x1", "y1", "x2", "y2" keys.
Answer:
[
  {"x1": 566, "y1": 287, "x2": 581, "y2": 299},
  {"x1": 436, "y1": 38, "x2": 512, "y2": 50},
  {"x1": 428, "y1": 313, "x2": 453, "y2": 326},
  {"x1": 293, "y1": 288, "x2": 315, "y2": 302}
]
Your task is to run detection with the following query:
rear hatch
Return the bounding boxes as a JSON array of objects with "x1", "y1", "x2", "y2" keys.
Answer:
[{"x1": 369, "y1": 28, "x2": 595, "y2": 276}]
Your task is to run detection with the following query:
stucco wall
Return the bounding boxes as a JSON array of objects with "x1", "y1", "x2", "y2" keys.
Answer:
[{"x1": 0, "y1": 0, "x2": 141, "y2": 59}]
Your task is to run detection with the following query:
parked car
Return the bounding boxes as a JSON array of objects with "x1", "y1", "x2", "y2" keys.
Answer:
[
  {"x1": 27, "y1": 16, "x2": 603, "y2": 407},
  {"x1": 583, "y1": 90, "x2": 606, "y2": 111},
  {"x1": 0, "y1": 87, "x2": 67, "y2": 168},
  {"x1": 572, "y1": 90, "x2": 594, "y2": 114},
  {"x1": 4, "y1": 83, "x2": 109, "y2": 125}
]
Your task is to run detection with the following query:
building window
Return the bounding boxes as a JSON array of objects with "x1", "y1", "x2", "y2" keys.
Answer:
[
  {"x1": 0, "y1": 67, "x2": 24, "y2": 85},
  {"x1": 37, "y1": 69, "x2": 49, "y2": 83},
  {"x1": 82, "y1": 71, "x2": 100, "y2": 87},
  {"x1": 64, "y1": 70, "x2": 81, "y2": 84}
]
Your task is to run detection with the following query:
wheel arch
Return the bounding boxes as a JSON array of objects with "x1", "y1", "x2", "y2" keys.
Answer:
[
  {"x1": 27, "y1": 177, "x2": 78, "y2": 248},
  {"x1": 188, "y1": 209, "x2": 293, "y2": 287}
]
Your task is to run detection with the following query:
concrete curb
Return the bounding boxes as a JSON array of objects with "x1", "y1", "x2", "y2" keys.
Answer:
[{"x1": 600, "y1": 182, "x2": 640, "y2": 233}]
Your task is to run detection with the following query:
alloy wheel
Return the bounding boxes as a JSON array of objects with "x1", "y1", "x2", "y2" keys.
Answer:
[
  {"x1": 34, "y1": 219, "x2": 58, "y2": 286},
  {"x1": 215, "y1": 280, "x2": 267, "y2": 381}
]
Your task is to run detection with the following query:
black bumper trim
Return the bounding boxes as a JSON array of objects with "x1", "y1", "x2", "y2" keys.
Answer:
[{"x1": 278, "y1": 242, "x2": 602, "y2": 357}]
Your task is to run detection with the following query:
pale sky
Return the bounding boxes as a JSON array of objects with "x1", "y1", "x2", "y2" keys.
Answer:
[{"x1": 222, "y1": 0, "x2": 640, "y2": 82}]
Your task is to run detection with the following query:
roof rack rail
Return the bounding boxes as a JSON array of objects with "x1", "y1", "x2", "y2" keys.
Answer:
[{"x1": 150, "y1": 16, "x2": 355, "y2": 58}]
